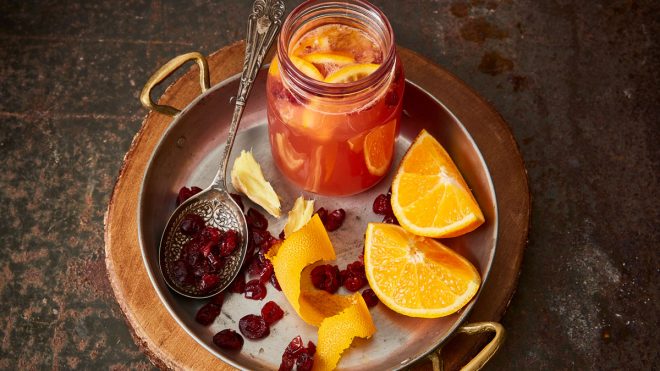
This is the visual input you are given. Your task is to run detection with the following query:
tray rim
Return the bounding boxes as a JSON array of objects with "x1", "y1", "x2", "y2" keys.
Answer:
[{"x1": 104, "y1": 41, "x2": 530, "y2": 371}]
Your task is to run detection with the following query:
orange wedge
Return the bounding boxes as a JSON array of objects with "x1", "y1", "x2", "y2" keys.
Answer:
[
  {"x1": 324, "y1": 63, "x2": 380, "y2": 83},
  {"x1": 364, "y1": 119, "x2": 397, "y2": 176},
  {"x1": 290, "y1": 56, "x2": 324, "y2": 81},
  {"x1": 391, "y1": 130, "x2": 484, "y2": 237},
  {"x1": 364, "y1": 223, "x2": 481, "y2": 318}
]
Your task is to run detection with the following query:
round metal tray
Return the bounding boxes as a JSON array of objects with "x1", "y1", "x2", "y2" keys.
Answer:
[{"x1": 138, "y1": 67, "x2": 498, "y2": 370}]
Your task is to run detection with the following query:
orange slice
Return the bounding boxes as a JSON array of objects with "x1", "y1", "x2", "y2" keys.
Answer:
[
  {"x1": 273, "y1": 132, "x2": 304, "y2": 172},
  {"x1": 364, "y1": 223, "x2": 481, "y2": 318},
  {"x1": 391, "y1": 130, "x2": 484, "y2": 237},
  {"x1": 324, "y1": 63, "x2": 380, "y2": 83},
  {"x1": 268, "y1": 55, "x2": 280, "y2": 78},
  {"x1": 302, "y1": 52, "x2": 355, "y2": 66},
  {"x1": 290, "y1": 56, "x2": 324, "y2": 81},
  {"x1": 364, "y1": 119, "x2": 397, "y2": 176}
]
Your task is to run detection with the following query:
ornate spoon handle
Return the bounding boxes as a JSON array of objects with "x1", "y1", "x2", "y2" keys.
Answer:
[{"x1": 212, "y1": 0, "x2": 286, "y2": 190}]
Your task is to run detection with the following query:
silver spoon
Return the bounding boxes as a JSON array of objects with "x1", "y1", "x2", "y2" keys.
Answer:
[{"x1": 159, "y1": 0, "x2": 286, "y2": 299}]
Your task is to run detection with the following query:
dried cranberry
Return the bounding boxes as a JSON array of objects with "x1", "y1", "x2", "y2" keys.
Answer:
[
  {"x1": 248, "y1": 252, "x2": 267, "y2": 277},
  {"x1": 198, "y1": 241, "x2": 213, "y2": 258},
  {"x1": 362, "y1": 289, "x2": 379, "y2": 307},
  {"x1": 310, "y1": 265, "x2": 341, "y2": 293},
  {"x1": 244, "y1": 279, "x2": 267, "y2": 300},
  {"x1": 261, "y1": 301, "x2": 284, "y2": 325},
  {"x1": 279, "y1": 230, "x2": 285, "y2": 240},
  {"x1": 284, "y1": 335, "x2": 305, "y2": 357},
  {"x1": 339, "y1": 260, "x2": 366, "y2": 292},
  {"x1": 372, "y1": 193, "x2": 391, "y2": 215},
  {"x1": 213, "y1": 329, "x2": 244, "y2": 351},
  {"x1": 296, "y1": 352, "x2": 314, "y2": 371},
  {"x1": 229, "y1": 273, "x2": 246, "y2": 293},
  {"x1": 190, "y1": 256, "x2": 212, "y2": 276},
  {"x1": 181, "y1": 239, "x2": 202, "y2": 263},
  {"x1": 251, "y1": 228, "x2": 276, "y2": 252},
  {"x1": 220, "y1": 229, "x2": 239, "y2": 257},
  {"x1": 344, "y1": 275, "x2": 365, "y2": 292},
  {"x1": 191, "y1": 259, "x2": 212, "y2": 278},
  {"x1": 246, "y1": 208, "x2": 268, "y2": 230},
  {"x1": 347, "y1": 261, "x2": 366, "y2": 278},
  {"x1": 195, "y1": 302, "x2": 221, "y2": 325},
  {"x1": 315, "y1": 207, "x2": 328, "y2": 225},
  {"x1": 201, "y1": 226, "x2": 222, "y2": 245},
  {"x1": 176, "y1": 186, "x2": 202, "y2": 206},
  {"x1": 206, "y1": 252, "x2": 223, "y2": 271},
  {"x1": 210, "y1": 291, "x2": 225, "y2": 306},
  {"x1": 270, "y1": 273, "x2": 282, "y2": 291},
  {"x1": 230, "y1": 193, "x2": 244, "y2": 212},
  {"x1": 306, "y1": 341, "x2": 316, "y2": 356},
  {"x1": 179, "y1": 214, "x2": 205, "y2": 235},
  {"x1": 279, "y1": 336, "x2": 313, "y2": 371},
  {"x1": 382, "y1": 214, "x2": 399, "y2": 224},
  {"x1": 325, "y1": 209, "x2": 346, "y2": 231},
  {"x1": 170, "y1": 260, "x2": 192, "y2": 286},
  {"x1": 259, "y1": 261, "x2": 274, "y2": 284},
  {"x1": 279, "y1": 356, "x2": 294, "y2": 371},
  {"x1": 239, "y1": 314, "x2": 270, "y2": 339},
  {"x1": 199, "y1": 273, "x2": 220, "y2": 292}
]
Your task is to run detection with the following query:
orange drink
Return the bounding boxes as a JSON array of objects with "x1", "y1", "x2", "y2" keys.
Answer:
[{"x1": 267, "y1": 0, "x2": 404, "y2": 196}]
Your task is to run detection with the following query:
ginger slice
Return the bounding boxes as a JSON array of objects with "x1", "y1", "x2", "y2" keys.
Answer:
[{"x1": 230, "y1": 150, "x2": 281, "y2": 217}]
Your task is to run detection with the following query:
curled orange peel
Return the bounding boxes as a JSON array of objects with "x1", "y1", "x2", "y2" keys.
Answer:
[{"x1": 266, "y1": 214, "x2": 376, "y2": 370}]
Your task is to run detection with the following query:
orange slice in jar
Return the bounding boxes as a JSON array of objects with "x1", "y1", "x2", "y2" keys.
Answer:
[
  {"x1": 268, "y1": 55, "x2": 280, "y2": 78},
  {"x1": 303, "y1": 52, "x2": 356, "y2": 77},
  {"x1": 273, "y1": 132, "x2": 304, "y2": 172},
  {"x1": 363, "y1": 119, "x2": 397, "y2": 176},
  {"x1": 305, "y1": 143, "x2": 337, "y2": 192},
  {"x1": 324, "y1": 63, "x2": 380, "y2": 84},
  {"x1": 290, "y1": 55, "x2": 324, "y2": 81},
  {"x1": 290, "y1": 30, "x2": 331, "y2": 57},
  {"x1": 303, "y1": 52, "x2": 355, "y2": 65}
]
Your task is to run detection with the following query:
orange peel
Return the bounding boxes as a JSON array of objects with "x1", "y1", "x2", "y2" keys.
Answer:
[{"x1": 266, "y1": 214, "x2": 376, "y2": 369}]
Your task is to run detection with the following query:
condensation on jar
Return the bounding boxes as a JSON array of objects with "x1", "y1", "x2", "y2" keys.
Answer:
[{"x1": 266, "y1": 0, "x2": 404, "y2": 196}]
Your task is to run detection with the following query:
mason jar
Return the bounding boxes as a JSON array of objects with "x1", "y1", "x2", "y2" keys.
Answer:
[{"x1": 266, "y1": 0, "x2": 404, "y2": 196}]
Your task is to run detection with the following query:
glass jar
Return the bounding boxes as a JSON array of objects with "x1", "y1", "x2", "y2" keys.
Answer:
[{"x1": 266, "y1": 0, "x2": 404, "y2": 196}]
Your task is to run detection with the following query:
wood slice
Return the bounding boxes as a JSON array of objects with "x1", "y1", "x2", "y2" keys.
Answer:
[{"x1": 104, "y1": 41, "x2": 529, "y2": 370}]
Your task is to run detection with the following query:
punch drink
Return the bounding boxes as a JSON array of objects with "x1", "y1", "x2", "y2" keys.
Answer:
[{"x1": 267, "y1": 0, "x2": 404, "y2": 195}]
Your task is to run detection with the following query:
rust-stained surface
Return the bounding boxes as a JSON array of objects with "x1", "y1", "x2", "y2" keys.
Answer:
[{"x1": 0, "y1": 0, "x2": 658, "y2": 369}]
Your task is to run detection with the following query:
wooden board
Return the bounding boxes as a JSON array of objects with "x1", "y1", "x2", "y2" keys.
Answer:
[{"x1": 104, "y1": 41, "x2": 530, "y2": 370}]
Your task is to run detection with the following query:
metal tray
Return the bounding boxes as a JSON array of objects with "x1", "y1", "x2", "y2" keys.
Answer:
[{"x1": 138, "y1": 57, "x2": 499, "y2": 370}]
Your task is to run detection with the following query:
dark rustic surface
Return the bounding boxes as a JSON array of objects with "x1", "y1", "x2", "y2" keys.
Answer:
[{"x1": 0, "y1": 0, "x2": 658, "y2": 370}]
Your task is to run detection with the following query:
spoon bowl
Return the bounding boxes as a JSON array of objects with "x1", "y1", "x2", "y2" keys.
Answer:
[
  {"x1": 158, "y1": 188, "x2": 248, "y2": 298},
  {"x1": 153, "y1": 0, "x2": 286, "y2": 299}
]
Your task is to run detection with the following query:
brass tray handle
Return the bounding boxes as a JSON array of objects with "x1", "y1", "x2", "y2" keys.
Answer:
[
  {"x1": 140, "y1": 52, "x2": 211, "y2": 117},
  {"x1": 428, "y1": 322, "x2": 505, "y2": 371}
]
